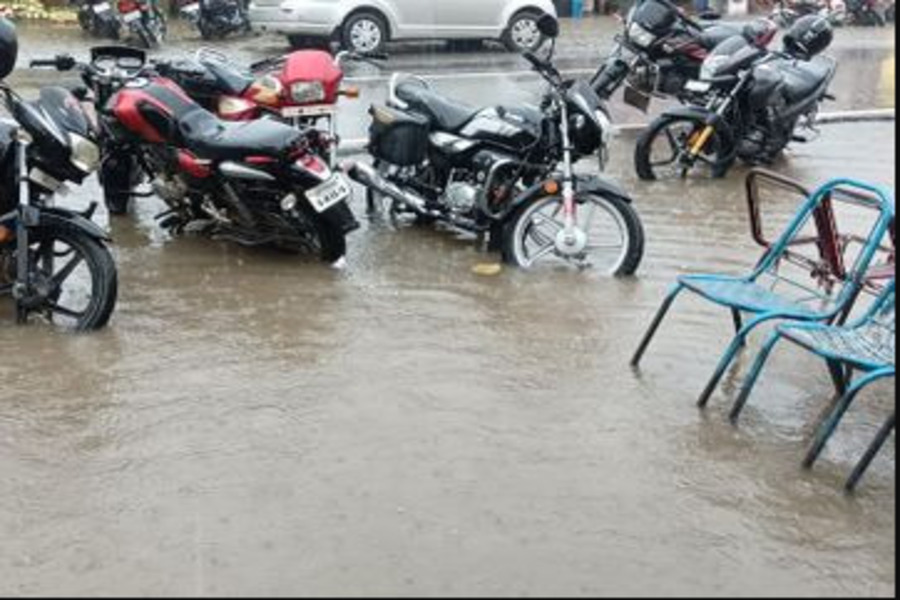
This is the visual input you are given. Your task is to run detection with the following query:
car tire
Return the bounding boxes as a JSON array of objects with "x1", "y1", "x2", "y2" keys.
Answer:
[
  {"x1": 341, "y1": 11, "x2": 388, "y2": 54},
  {"x1": 503, "y1": 11, "x2": 546, "y2": 53}
]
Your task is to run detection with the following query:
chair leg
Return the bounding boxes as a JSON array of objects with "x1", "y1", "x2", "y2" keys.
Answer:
[
  {"x1": 846, "y1": 414, "x2": 896, "y2": 493},
  {"x1": 732, "y1": 309, "x2": 745, "y2": 346},
  {"x1": 803, "y1": 368, "x2": 895, "y2": 470},
  {"x1": 698, "y1": 314, "x2": 775, "y2": 409},
  {"x1": 631, "y1": 283, "x2": 685, "y2": 368},
  {"x1": 729, "y1": 331, "x2": 784, "y2": 424},
  {"x1": 827, "y1": 360, "x2": 848, "y2": 396}
]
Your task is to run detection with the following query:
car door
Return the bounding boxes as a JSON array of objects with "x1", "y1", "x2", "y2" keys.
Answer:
[
  {"x1": 436, "y1": 0, "x2": 508, "y2": 36},
  {"x1": 390, "y1": 0, "x2": 439, "y2": 37}
]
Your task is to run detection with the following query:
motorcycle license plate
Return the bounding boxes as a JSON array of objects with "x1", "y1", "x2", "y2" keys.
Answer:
[
  {"x1": 307, "y1": 174, "x2": 351, "y2": 213},
  {"x1": 122, "y1": 10, "x2": 141, "y2": 23},
  {"x1": 685, "y1": 80, "x2": 712, "y2": 93},
  {"x1": 181, "y1": 3, "x2": 200, "y2": 14},
  {"x1": 92, "y1": 2, "x2": 111, "y2": 13},
  {"x1": 281, "y1": 105, "x2": 337, "y2": 119}
]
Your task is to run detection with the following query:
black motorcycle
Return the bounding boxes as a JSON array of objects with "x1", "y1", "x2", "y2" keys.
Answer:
[
  {"x1": 73, "y1": 0, "x2": 122, "y2": 40},
  {"x1": 591, "y1": 0, "x2": 777, "y2": 113},
  {"x1": 346, "y1": 15, "x2": 644, "y2": 275},
  {"x1": 634, "y1": 23, "x2": 837, "y2": 180},
  {"x1": 845, "y1": 0, "x2": 887, "y2": 25},
  {"x1": 180, "y1": 0, "x2": 250, "y2": 40},
  {"x1": 0, "y1": 20, "x2": 118, "y2": 331}
]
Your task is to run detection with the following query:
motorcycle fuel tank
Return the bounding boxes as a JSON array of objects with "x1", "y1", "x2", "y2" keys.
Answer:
[{"x1": 458, "y1": 106, "x2": 542, "y2": 153}]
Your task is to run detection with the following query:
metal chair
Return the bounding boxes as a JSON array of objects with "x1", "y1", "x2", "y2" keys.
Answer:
[
  {"x1": 630, "y1": 172, "x2": 896, "y2": 410},
  {"x1": 730, "y1": 281, "x2": 895, "y2": 491}
]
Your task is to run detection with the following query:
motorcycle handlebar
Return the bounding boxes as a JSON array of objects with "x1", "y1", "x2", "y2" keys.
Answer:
[{"x1": 30, "y1": 55, "x2": 77, "y2": 71}]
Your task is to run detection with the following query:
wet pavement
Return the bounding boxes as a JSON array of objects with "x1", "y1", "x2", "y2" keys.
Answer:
[{"x1": 0, "y1": 16, "x2": 897, "y2": 598}]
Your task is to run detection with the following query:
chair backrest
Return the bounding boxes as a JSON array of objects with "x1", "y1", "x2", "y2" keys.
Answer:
[
  {"x1": 748, "y1": 174, "x2": 895, "y2": 320},
  {"x1": 854, "y1": 280, "x2": 896, "y2": 364}
]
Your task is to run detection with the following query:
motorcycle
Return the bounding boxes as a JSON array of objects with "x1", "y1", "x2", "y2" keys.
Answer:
[
  {"x1": 32, "y1": 46, "x2": 360, "y2": 265},
  {"x1": 845, "y1": 0, "x2": 887, "y2": 25},
  {"x1": 117, "y1": 0, "x2": 167, "y2": 48},
  {"x1": 345, "y1": 15, "x2": 645, "y2": 275},
  {"x1": 179, "y1": 0, "x2": 250, "y2": 40},
  {"x1": 73, "y1": 0, "x2": 122, "y2": 40},
  {"x1": 591, "y1": 0, "x2": 777, "y2": 113},
  {"x1": 634, "y1": 18, "x2": 837, "y2": 180},
  {"x1": 0, "y1": 19, "x2": 118, "y2": 331},
  {"x1": 770, "y1": 0, "x2": 847, "y2": 28},
  {"x1": 153, "y1": 47, "x2": 381, "y2": 167}
]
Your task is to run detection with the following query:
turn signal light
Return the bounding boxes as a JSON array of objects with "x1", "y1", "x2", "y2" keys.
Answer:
[
  {"x1": 543, "y1": 180, "x2": 560, "y2": 195},
  {"x1": 340, "y1": 86, "x2": 361, "y2": 99},
  {"x1": 0, "y1": 225, "x2": 14, "y2": 243}
]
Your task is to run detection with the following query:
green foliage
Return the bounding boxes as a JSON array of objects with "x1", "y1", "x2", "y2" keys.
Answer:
[{"x1": 0, "y1": 0, "x2": 78, "y2": 22}]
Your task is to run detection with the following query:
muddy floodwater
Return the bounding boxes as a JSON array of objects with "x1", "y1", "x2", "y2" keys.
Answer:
[{"x1": 0, "y1": 118, "x2": 894, "y2": 596}]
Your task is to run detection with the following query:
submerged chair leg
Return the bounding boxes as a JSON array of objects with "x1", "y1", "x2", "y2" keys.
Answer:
[
  {"x1": 732, "y1": 309, "x2": 745, "y2": 346},
  {"x1": 803, "y1": 368, "x2": 896, "y2": 469},
  {"x1": 698, "y1": 314, "x2": 776, "y2": 409},
  {"x1": 846, "y1": 414, "x2": 896, "y2": 493},
  {"x1": 631, "y1": 284, "x2": 685, "y2": 368},
  {"x1": 729, "y1": 331, "x2": 784, "y2": 424},
  {"x1": 827, "y1": 359, "x2": 849, "y2": 397}
]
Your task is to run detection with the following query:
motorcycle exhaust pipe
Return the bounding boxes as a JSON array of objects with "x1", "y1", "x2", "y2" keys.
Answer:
[{"x1": 343, "y1": 161, "x2": 432, "y2": 216}]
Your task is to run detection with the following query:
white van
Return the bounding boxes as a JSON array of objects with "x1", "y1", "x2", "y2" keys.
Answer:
[{"x1": 248, "y1": 0, "x2": 559, "y2": 53}]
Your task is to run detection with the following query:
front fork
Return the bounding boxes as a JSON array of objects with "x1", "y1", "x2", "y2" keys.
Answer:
[
  {"x1": 13, "y1": 137, "x2": 39, "y2": 321},
  {"x1": 687, "y1": 74, "x2": 747, "y2": 159},
  {"x1": 559, "y1": 102, "x2": 578, "y2": 243}
]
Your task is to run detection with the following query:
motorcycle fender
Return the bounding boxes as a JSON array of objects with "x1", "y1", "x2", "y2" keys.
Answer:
[
  {"x1": 38, "y1": 208, "x2": 111, "y2": 242},
  {"x1": 502, "y1": 175, "x2": 633, "y2": 220},
  {"x1": 318, "y1": 201, "x2": 360, "y2": 235}
]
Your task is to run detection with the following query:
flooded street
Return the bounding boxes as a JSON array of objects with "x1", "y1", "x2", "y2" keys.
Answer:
[{"x1": 0, "y1": 16, "x2": 896, "y2": 597}]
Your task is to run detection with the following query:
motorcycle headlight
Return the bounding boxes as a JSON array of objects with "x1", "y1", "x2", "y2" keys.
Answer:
[
  {"x1": 69, "y1": 133, "x2": 101, "y2": 174},
  {"x1": 290, "y1": 81, "x2": 326, "y2": 104},
  {"x1": 627, "y1": 22, "x2": 657, "y2": 48}
]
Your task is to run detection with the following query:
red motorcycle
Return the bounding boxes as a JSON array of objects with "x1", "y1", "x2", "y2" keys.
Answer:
[
  {"x1": 117, "y1": 0, "x2": 167, "y2": 48},
  {"x1": 156, "y1": 48, "x2": 384, "y2": 166},
  {"x1": 33, "y1": 47, "x2": 359, "y2": 264}
]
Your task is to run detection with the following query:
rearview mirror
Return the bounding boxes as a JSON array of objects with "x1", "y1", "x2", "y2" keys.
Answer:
[{"x1": 537, "y1": 14, "x2": 560, "y2": 40}]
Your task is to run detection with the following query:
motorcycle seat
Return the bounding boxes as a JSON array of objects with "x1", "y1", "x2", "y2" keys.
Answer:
[
  {"x1": 780, "y1": 56, "x2": 835, "y2": 103},
  {"x1": 202, "y1": 60, "x2": 254, "y2": 97},
  {"x1": 698, "y1": 24, "x2": 741, "y2": 50},
  {"x1": 395, "y1": 82, "x2": 480, "y2": 132},
  {"x1": 178, "y1": 109, "x2": 301, "y2": 161}
]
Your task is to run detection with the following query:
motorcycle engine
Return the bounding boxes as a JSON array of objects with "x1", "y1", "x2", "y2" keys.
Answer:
[
  {"x1": 444, "y1": 180, "x2": 480, "y2": 215},
  {"x1": 151, "y1": 173, "x2": 189, "y2": 205}
]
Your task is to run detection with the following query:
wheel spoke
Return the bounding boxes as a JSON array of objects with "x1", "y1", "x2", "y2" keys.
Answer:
[
  {"x1": 49, "y1": 254, "x2": 85, "y2": 293},
  {"x1": 44, "y1": 301, "x2": 87, "y2": 320},
  {"x1": 526, "y1": 242, "x2": 557, "y2": 267}
]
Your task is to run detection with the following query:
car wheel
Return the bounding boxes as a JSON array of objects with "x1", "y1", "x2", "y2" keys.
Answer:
[
  {"x1": 503, "y1": 11, "x2": 545, "y2": 53},
  {"x1": 341, "y1": 11, "x2": 388, "y2": 54}
]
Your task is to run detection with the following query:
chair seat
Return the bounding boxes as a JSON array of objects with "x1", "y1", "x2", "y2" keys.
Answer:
[
  {"x1": 781, "y1": 324, "x2": 896, "y2": 370},
  {"x1": 679, "y1": 276, "x2": 821, "y2": 318}
]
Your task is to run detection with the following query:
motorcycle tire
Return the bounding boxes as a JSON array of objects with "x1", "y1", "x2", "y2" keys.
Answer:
[
  {"x1": 634, "y1": 114, "x2": 734, "y2": 181},
  {"x1": 503, "y1": 193, "x2": 645, "y2": 276},
  {"x1": 100, "y1": 156, "x2": 136, "y2": 216},
  {"x1": 296, "y1": 205, "x2": 347, "y2": 264},
  {"x1": 16, "y1": 223, "x2": 118, "y2": 331}
]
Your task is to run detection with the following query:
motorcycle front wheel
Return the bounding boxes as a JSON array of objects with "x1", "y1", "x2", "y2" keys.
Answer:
[
  {"x1": 635, "y1": 114, "x2": 733, "y2": 181},
  {"x1": 505, "y1": 193, "x2": 645, "y2": 276},
  {"x1": 291, "y1": 205, "x2": 347, "y2": 265},
  {"x1": 15, "y1": 224, "x2": 118, "y2": 331}
]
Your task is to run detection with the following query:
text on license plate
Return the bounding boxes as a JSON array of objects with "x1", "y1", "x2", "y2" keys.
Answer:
[
  {"x1": 122, "y1": 10, "x2": 141, "y2": 22},
  {"x1": 93, "y1": 2, "x2": 111, "y2": 13},
  {"x1": 307, "y1": 175, "x2": 351, "y2": 213},
  {"x1": 686, "y1": 80, "x2": 711, "y2": 93}
]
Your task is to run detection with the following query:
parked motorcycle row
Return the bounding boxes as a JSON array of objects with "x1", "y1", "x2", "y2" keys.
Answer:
[
  {"x1": 73, "y1": 0, "x2": 167, "y2": 48},
  {"x1": 0, "y1": 0, "x2": 853, "y2": 332},
  {"x1": 769, "y1": 0, "x2": 893, "y2": 28}
]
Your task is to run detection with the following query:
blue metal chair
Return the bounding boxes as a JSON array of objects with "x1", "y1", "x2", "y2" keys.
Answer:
[
  {"x1": 630, "y1": 174, "x2": 896, "y2": 410},
  {"x1": 730, "y1": 281, "x2": 895, "y2": 491}
]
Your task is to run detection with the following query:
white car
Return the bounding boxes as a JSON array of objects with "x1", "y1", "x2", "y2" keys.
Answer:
[{"x1": 248, "y1": 0, "x2": 559, "y2": 53}]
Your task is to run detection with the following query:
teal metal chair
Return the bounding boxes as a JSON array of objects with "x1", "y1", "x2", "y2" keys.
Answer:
[
  {"x1": 730, "y1": 280, "x2": 895, "y2": 492},
  {"x1": 631, "y1": 174, "x2": 896, "y2": 410}
]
